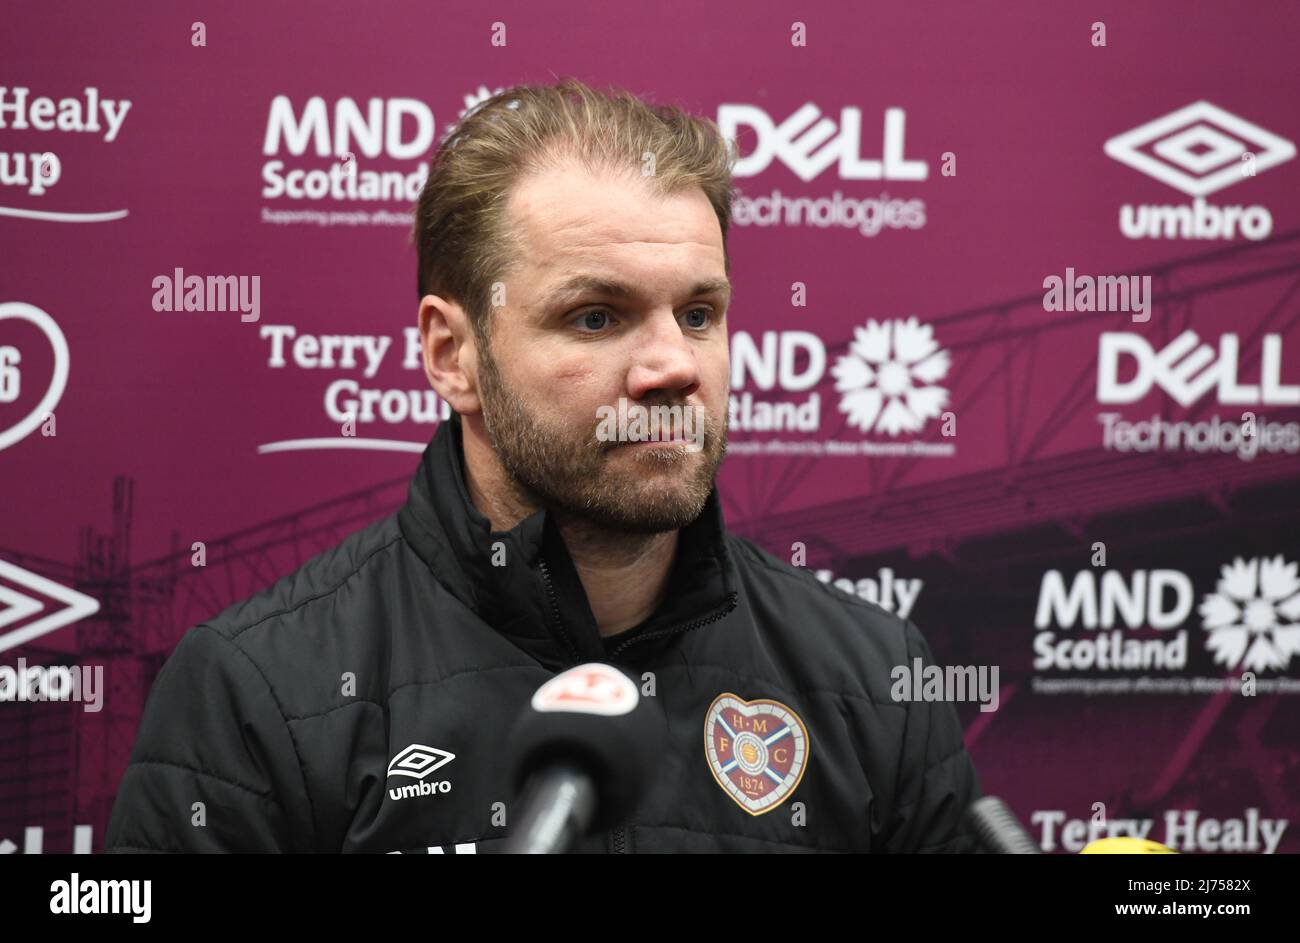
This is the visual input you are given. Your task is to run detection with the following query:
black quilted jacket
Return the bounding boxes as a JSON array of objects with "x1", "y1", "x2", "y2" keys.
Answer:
[{"x1": 105, "y1": 414, "x2": 982, "y2": 853}]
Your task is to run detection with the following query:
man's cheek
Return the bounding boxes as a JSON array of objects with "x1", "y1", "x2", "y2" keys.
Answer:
[
  {"x1": 551, "y1": 358, "x2": 605, "y2": 392},
  {"x1": 707, "y1": 361, "x2": 728, "y2": 416},
  {"x1": 706, "y1": 347, "x2": 730, "y2": 393}
]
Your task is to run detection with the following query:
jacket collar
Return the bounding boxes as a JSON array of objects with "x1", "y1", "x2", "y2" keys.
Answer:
[{"x1": 398, "y1": 413, "x2": 737, "y2": 670}]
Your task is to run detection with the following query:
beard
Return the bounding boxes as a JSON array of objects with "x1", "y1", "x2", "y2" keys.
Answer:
[{"x1": 476, "y1": 343, "x2": 727, "y2": 534}]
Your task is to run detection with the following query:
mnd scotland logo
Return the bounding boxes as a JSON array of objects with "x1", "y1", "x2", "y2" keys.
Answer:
[
  {"x1": 727, "y1": 315, "x2": 956, "y2": 457},
  {"x1": 831, "y1": 317, "x2": 951, "y2": 436},
  {"x1": 1201, "y1": 556, "x2": 1300, "y2": 673},
  {"x1": 1031, "y1": 555, "x2": 1300, "y2": 696}
]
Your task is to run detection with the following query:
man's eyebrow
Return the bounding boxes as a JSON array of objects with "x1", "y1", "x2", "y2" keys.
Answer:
[{"x1": 538, "y1": 275, "x2": 732, "y2": 310}]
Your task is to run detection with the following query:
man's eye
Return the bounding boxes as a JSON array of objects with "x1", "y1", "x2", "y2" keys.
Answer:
[
  {"x1": 574, "y1": 310, "x2": 612, "y2": 332},
  {"x1": 683, "y1": 307, "x2": 713, "y2": 329}
]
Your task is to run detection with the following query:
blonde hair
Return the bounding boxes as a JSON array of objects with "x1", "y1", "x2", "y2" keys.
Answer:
[{"x1": 412, "y1": 78, "x2": 737, "y2": 341}]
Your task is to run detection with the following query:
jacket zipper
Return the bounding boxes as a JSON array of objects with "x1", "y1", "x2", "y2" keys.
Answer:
[
  {"x1": 610, "y1": 824, "x2": 628, "y2": 853},
  {"x1": 537, "y1": 556, "x2": 581, "y2": 664}
]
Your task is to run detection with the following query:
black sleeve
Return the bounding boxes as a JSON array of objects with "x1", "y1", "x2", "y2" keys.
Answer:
[
  {"x1": 883, "y1": 620, "x2": 985, "y2": 853},
  {"x1": 104, "y1": 625, "x2": 314, "y2": 852}
]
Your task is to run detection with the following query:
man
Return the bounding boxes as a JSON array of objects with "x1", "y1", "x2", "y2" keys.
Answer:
[{"x1": 105, "y1": 79, "x2": 982, "y2": 853}]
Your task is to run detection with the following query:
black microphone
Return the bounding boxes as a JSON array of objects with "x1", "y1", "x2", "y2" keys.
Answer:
[
  {"x1": 965, "y1": 796, "x2": 1042, "y2": 854},
  {"x1": 503, "y1": 663, "x2": 665, "y2": 854}
]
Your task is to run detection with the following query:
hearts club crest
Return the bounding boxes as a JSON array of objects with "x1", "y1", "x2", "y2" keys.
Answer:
[{"x1": 704, "y1": 693, "x2": 809, "y2": 815}]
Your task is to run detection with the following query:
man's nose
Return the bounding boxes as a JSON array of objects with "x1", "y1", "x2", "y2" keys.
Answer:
[{"x1": 626, "y1": 311, "x2": 702, "y2": 400}]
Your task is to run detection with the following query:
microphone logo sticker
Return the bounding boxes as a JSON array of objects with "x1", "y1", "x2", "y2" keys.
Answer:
[
  {"x1": 531, "y1": 663, "x2": 638, "y2": 716},
  {"x1": 704, "y1": 694, "x2": 810, "y2": 815}
]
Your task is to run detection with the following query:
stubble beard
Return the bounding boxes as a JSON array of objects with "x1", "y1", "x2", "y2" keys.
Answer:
[{"x1": 475, "y1": 340, "x2": 727, "y2": 534}]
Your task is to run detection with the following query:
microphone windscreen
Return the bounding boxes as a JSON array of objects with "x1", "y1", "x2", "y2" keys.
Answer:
[{"x1": 508, "y1": 663, "x2": 666, "y2": 830}]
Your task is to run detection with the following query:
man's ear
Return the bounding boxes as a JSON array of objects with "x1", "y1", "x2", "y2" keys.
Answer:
[{"x1": 418, "y1": 294, "x2": 482, "y2": 415}]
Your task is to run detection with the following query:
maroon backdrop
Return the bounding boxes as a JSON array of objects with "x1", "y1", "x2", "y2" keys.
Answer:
[{"x1": 2, "y1": 0, "x2": 1298, "y2": 853}]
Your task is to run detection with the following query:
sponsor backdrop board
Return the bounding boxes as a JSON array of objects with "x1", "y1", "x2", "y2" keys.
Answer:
[{"x1": 1, "y1": 0, "x2": 1298, "y2": 853}]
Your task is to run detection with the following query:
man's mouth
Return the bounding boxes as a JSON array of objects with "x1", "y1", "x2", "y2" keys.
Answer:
[{"x1": 594, "y1": 398, "x2": 707, "y2": 452}]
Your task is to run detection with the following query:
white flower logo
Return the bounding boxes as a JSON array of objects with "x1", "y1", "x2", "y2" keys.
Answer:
[
  {"x1": 831, "y1": 317, "x2": 951, "y2": 436},
  {"x1": 1200, "y1": 556, "x2": 1300, "y2": 672}
]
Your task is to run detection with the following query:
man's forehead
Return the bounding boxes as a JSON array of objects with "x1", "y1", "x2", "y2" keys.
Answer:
[{"x1": 503, "y1": 163, "x2": 725, "y2": 282}]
